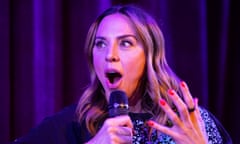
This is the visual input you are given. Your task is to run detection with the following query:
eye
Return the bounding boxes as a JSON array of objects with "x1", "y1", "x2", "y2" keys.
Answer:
[
  {"x1": 120, "y1": 40, "x2": 133, "y2": 48},
  {"x1": 94, "y1": 39, "x2": 107, "y2": 49}
]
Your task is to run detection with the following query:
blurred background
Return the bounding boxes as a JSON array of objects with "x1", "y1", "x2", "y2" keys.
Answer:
[{"x1": 0, "y1": 0, "x2": 239, "y2": 143}]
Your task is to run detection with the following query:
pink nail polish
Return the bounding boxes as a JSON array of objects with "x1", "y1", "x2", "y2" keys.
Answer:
[
  {"x1": 159, "y1": 99, "x2": 166, "y2": 106},
  {"x1": 180, "y1": 81, "x2": 186, "y2": 88},
  {"x1": 168, "y1": 89, "x2": 174, "y2": 96},
  {"x1": 147, "y1": 120, "x2": 154, "y2": 127}
]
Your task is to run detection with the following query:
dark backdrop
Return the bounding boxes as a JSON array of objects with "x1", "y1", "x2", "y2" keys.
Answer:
[{"x1": 0, "y1": 0, "x2": 239, "y2": 143}]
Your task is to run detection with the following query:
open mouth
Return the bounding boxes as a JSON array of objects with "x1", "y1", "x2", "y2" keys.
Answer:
[{"x1": 105, "y1": 71, "x2": 122, "y2": 84}]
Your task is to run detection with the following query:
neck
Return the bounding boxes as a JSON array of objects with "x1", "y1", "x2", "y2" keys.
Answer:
[
  {"x1": 129, "y1": 100, "x2": 143, "y2": 113},
  {"x1": 128, "y1": 94, "x2": 140, "y2": 106},
  {"x1": 128, "y1": 87, "x2": 142, "y2": 106}
]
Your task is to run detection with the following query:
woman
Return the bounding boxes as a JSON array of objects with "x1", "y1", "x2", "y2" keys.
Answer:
[
  {"x1": 76, "y1": 5, "x2": 231, "y2": 144},
  {"x1": 12, "y1": 5, "x2": 231, "y2": 144}
]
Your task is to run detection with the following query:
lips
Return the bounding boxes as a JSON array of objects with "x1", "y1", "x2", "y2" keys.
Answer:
[{"x1": 105, "y1": 69, "x2": 122, "y2": 88}]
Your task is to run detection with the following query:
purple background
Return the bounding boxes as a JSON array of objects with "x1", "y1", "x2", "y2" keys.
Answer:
[{"x1": 0, "y1": 0, "x2": 239, "y2": 143}]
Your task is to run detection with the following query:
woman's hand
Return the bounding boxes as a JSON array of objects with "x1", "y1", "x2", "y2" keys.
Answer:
[
  {"x1": 86, "y1": 115, "x2": 133, "y2": 144},
  {"x1": 147, "y1": 81, "x2": 208, "y2": 144}
]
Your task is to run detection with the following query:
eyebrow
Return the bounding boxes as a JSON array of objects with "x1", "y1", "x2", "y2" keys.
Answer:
[{"x1": 95, "y1": 34, "x2": 137, "y2": 40}]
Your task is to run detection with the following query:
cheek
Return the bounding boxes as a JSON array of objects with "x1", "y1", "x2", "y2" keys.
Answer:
[
  {"x1": 124, "y1": 56, "x2": 145, "y2": 78},
  {"x1": 129, "y1": 50, "x2": 145, "y2": 71}
]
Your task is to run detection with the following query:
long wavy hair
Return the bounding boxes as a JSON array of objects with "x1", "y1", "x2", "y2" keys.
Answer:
[{"x1": 76, "y1": 5, "x2": 181, "y2": 135}]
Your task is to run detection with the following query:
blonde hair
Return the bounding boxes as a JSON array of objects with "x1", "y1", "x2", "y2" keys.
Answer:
[{"x1": 76, "y1": 5, "x2": 181, "y2": 135}]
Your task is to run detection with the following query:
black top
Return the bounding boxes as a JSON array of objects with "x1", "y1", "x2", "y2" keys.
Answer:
[{"x1": 12, "y1": 104, "x2": 232, "y2": 144}]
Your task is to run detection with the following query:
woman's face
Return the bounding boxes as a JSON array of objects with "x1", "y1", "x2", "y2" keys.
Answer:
[{"x1": 93, "y1": 14, "x2": 146, "y2": 101}]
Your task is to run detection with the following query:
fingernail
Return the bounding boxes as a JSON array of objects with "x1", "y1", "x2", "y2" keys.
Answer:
[
  {"x1": 147, "y1": 120, "x2": 154, "y2": 127},
  {"x1": 168, "y1": 89, "x2": 174, "y2": 96},
  {"x1": 159, "y1": 99, "x2": 166, "y2": 106},
  {"x1": 180, "y1": 81, "x2": 186, "y2": 88}
]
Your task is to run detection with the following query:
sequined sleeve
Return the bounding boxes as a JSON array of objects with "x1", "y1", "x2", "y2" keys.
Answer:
[
  {"x1": 199, "y1": 107, "x2": 223, "y2": 144},
  {"x1": 130, "y1": 107, "x2": 228, "y2": 144}
]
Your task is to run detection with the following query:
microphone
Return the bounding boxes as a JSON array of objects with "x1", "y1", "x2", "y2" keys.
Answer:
[{"x1": 108, "y1": 90, "x2": 129, "y2": 117}]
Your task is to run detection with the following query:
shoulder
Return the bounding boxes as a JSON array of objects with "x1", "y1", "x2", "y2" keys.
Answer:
[
  {"x1": 47, "y1": 104, "x2": 78, "y2": 125},
  {"x1": 34, "y1": 104, "x2": 78, "y2": 132},
  {"x1": 12, "y1": 104, "x2": 79, "y2": 144},
  {"x1": 199, "y1": 107, "x2": 232, "y2": 144}
]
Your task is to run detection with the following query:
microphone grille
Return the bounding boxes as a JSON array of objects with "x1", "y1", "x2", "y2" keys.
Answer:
[
  {"x1": 109, "y1": 90, "x2": 129, "y2": 117},
  {"x1": 109, "y1": 90, "x2": 128, "y2": 105}
]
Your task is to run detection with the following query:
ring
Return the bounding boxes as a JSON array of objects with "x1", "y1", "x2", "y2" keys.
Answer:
[{"x1": 188, "y1": 107, "x2": 195, "y2": 113}]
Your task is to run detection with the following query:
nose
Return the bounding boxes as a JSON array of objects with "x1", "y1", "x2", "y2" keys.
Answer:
[{"x1": 105, "y1": 44, "x2": 120, "y2": 62}]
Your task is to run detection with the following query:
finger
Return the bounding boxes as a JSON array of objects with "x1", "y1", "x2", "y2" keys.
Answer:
[
  {"x1": 106, "y1": 115, "x2": 133, "y2": 129},
  {"x1": 114, "y1": 134, "x2": 132, "y2": 144},
  {"x1": 191, "y1": 98, "x2": 204, "y2": 127},
  {"x1": 193, "y1": 98, "x2": 201, "y2": 119},
  {"x1": 147, "y1": 120, "x2": 179, "y2": 138},
  {"x1": 110, "y1": 126, "x2": 133, "y2": 143},
  {"x1": 115, "y1": 127, "x2": 133, "y2": 143},
  {"x1": 159, "y1": 99, "x2": 182, "y2": 126},
  {"x1": 119, "y1": 135, "x2": 132, "y2": 144},
  {"x1": 168, "y1": 89, "x2": 192, "y2": 123},
  {"x1": 180, "y1": 81, "x2": 195, "y2": 110},
  {"x1": 115, "y1": 126, "x2": 133, "y2": 136},
  {"x1": 192, "y1": 98, "x2": 207, "y2": 137}
]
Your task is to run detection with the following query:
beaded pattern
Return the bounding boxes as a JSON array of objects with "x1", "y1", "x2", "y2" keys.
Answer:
[{"x1": 131, "y1": 107, "x2": 223, "y2": 144}]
